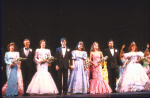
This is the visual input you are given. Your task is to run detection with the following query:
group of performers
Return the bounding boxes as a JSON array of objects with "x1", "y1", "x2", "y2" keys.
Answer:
[{"x1": 1, "y1": 38, "x2": 150, "y2": 97}]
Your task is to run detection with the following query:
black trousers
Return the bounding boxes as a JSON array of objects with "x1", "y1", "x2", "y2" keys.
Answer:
[
  {"x1": 21, "y1": 66, "x2": 32, "y2": 94},
  {"x1": 57, "y1": 68, "x2": 68, "y2": 94},
  {"x1": 107, "y1": 68, "x2": 118, "y2": 92}
]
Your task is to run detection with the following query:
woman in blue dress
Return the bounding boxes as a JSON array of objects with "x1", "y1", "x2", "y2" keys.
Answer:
[
  {"x1": 118, "y1": 44, "x2": 127, "y2": 77},
  {"x1": 68, "y1": 41, "x2": 89, "y2": 94},
  {"x1": 4, "y1": 42, "x2": 20, "y2": 97}
]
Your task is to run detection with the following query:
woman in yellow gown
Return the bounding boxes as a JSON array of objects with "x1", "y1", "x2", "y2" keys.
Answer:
[{"x1": 102, "y1": 61, "x2": 108, "y2": 84}]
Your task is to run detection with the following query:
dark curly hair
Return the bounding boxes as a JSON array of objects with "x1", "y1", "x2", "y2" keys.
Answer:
[{"x1": 75, "y1": 41, "x2": 85, "y2": 51}]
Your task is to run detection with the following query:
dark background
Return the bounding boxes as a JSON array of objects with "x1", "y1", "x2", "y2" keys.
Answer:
[{"x1": 1, "y1": 0, "x2": 150, "y2": 89}]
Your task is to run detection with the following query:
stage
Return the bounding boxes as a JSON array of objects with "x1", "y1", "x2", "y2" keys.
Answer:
[{"x1": 2, "y1": 91, "x2": 150, "y2": 98}]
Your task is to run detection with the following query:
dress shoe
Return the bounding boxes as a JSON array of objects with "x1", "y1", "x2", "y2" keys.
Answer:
[
  {"x1": 63, "y1": 91, "x2": 67, "y2": 95},
  {"x1": 57, "y1": 93, "x2": 62, "y2": 95},
  {"x1": 24, "y1": 93, "x2": 30, "y2": 96},
  {"x1": 112, "y1": 90, "x2": 117, "y2": 93}
]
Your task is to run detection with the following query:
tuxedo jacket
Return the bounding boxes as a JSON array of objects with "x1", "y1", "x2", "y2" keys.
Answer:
[
  {"x1": 19, "y1": 48, "x2": 34, "y2": 69},
  {"x1": 55, "y1": 47, "x2": 72, "y2": 69},
  {"x1": 103, "y1": 48, "x2": 123, "y2": 69}
]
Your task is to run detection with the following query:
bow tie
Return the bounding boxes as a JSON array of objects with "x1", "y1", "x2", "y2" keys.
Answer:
[
  {"x1": 109, "y1": 48, "x2": 114, "y2": 49},
  {"x1": 25, "y1": 48, "x2": 29, "y2": 50},
  {"x1": 62, "y1": 47, "x2": 66, "y2": 48}
]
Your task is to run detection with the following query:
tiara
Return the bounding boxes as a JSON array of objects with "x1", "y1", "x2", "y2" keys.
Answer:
[
  {"x1": 79, "y1": 41, "x2": 83, "y2": 44},
  {"x1": 131, "y1": 42, "x2": 136, "y2": 45}
]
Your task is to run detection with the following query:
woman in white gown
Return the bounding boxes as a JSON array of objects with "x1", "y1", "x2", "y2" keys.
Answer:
[
  {"x1": 116, "y1": 42, "x2": 149, "y2": 93},
  {"x1": 26, "y1": 40, "x2": 58, "y2": 95}
]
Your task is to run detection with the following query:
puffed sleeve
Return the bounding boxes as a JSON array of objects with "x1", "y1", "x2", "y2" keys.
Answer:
[
  {"x1": 72, "y1": 50, "x2": 76, "y2": 60},
  {"x1": 45, "y1": 49, "x2": 51, "y2": 57},
  {"x1": 34, "y1": 49, "x2": 40, "y2": 64},
  {"x1": 82, "y1": 51, "x2": 87, "y2": 60},
  {"x1": 16, "y1": 52, "x2": 20, "y2": 65},
  {"x1": 4, "y1": 52, "x2": 11, "y2": 65},
  {"x1": 48, "y1": 49, "x2": 52, "y2": 57},
  {"x1": 47, "y1": 49, "x2": 52, "y2": 64},
  {"x1": 16, "y1": 52, "x2": 20, "y2": 59},
  {"x1": 16, "y1": 52, "x2": 21, "y2": 68},
  {"x1": 137, "y1": 51, "x2": 144, "y2": 57},
  {"x1": 124, "y1": 53, "x2": 131, "y2": 59}
]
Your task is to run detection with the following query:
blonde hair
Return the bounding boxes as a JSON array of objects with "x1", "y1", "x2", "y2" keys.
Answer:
[{"x1": 90, "y1": 42, "x2": 100, "y2": 52}]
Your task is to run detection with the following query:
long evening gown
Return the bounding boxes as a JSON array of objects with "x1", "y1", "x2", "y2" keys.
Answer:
[
  {"x1": 26, "y1": 48, "x2": 58, "y2": 94},
  {"x1": 2, "y1": 63, "x2": 24, "y2": 96},
  {"x1": 116, "y1": 52, "x2": 149, "y2": 92},
  {"x1": 2, "y1": 52, "x2": 24, "y2": 96},
  {"x1": 68, "y1": 50, "x2": 89, "y2": 94},
  {"x1": 102, "y1": 61, "x2": 108, "y2": 84},
  {"x1": 144, "y1": 80, "x2": 150, "y2": 91},
  {"x1": 90, "y1": 53, "x2": 112, "y2": 94},
  {"x1": 143, "y1": 55, "x2": 150, "y2": 77}
]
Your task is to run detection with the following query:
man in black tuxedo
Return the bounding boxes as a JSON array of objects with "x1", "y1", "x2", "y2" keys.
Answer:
[
  {"x1": 55, "y1": 38, "x2": 72, "y2": 95},
  {"x1": 19, "y1": 39, "x2": 35, "y2": 96},
  {"x1": 103, "y1": 39, "x2": 123, "y2": 93}
]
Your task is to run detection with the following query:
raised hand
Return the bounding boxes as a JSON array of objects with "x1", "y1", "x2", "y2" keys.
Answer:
[
  {"x1": 147, "y1": 43, "x2": 149, "y2": 48},
  {"x1": 120, "y1": 44, "x2": 125, "y2": 58},
  {"x1": 122, "y1": 44, "x2": 125, "y2": 49}
]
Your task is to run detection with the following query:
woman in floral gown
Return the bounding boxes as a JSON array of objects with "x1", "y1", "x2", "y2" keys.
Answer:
[
  {"x1": 116, "y1": 42, "x2": 149, "y2": 92},
  {"x1": 26, "y1": 40, "x2": 58, "y2": 95},
  {"x1": 89, "y1": 42, "x2": 112, "y2": 94},
  {"x1": 2, "y1": 42, "x2": 24, "y2": 96},
  {"x1": 68, "y1": 41, "x2": 89, "y2": 94},
  {"x1": 143, "y1": 44, "x2": 150, "y2": 77}
]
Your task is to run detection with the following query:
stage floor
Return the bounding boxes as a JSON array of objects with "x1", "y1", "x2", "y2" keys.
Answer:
[{"x1": 2, "y1": 91, "x2": 150, "y2": 98}]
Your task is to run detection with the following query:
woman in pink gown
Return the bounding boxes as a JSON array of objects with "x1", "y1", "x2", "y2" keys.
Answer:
[{"x1": 89, "y1": 42, "x2": 112, "y2": 94}]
